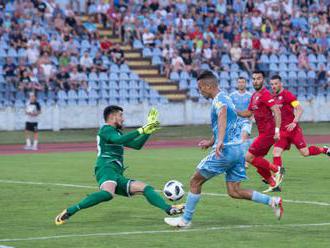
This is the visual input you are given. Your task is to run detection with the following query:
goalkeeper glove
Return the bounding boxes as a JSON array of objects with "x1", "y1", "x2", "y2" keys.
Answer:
[
  {"x1": 147, "y1": 107, "x2": 159, "y2": 123},
  {"x1": 137, "y1": 121, "x2": 161, "y2": 134}
]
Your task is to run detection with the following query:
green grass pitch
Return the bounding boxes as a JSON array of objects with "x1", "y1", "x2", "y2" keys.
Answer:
[{"x1": 0, "y1": 147, "x2": 330, "y2": 248}]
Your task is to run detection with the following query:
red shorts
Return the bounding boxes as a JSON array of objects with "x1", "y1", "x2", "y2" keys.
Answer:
[
  {"x1": 274, "y1": 126, "x2": 307, "y2": 150},
  {"x1": 248, "y1": 134, "x2": 275, "y2": 157}
]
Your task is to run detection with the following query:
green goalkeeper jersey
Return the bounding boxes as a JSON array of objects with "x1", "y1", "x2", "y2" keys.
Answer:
[{"x1": 96, "y1": 125, "x2": 150, "y2": 167}]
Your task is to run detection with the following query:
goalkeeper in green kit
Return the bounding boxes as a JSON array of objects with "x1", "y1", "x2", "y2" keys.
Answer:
[{"x1": 55, "y1": 105, "x2": 184, "y2": 225}]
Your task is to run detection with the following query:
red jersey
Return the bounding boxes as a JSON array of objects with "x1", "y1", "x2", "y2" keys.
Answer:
[
  {"x1": 273, "y1": 89, "x2": 300, "y2": 132},
  {"x1": 248, "y1": 87, "x2": 276, "y2": 135}
]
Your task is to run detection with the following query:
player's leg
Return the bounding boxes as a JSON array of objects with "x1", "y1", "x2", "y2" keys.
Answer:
[
  {"x1": 55, "y1": 181, "x2": 115, "y2": 225},
  {"x1": 292, "y1": 127, "x2": 329, "y2": 157},
  {"x1": 24, "y1": 122, "x2": 32, "y2": 149},
  {"x1": 164, "y1": 170, "x2": 208, "y2": 227},
  {"x1": 55, "y1": 165, "x2": 117, "y2": 225},
  {"x1": 129, "y1": 180, "x2": 184, "y2": 215},
  {"x1": 241, "y1": 128, "x2": 251, "y2": 169},
  {"x1": 32, "y1": 123, "x2": 39, "y2": 150},
  {"x1": 226, "y1": 182, "x2": 283, "y2": 220}
]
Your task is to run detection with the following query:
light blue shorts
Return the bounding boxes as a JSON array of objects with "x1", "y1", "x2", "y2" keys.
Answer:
[{"x1": 197, "y1": 144, "x2": 247, "y2": 182}]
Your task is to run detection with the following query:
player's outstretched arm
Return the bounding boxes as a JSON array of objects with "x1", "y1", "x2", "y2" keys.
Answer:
[
  {"x1": 105, "y1": 129, "x2": 142, "y2": 145},
  {"x1": 237, "y1": 110, "x2": 253, "y2": 118},
  {"x1": 125, "y1": 134, "x2": 150, "y2": 150}
]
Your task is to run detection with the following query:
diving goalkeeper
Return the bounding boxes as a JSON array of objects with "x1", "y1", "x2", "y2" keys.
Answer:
[{"x1": 55, "y1": 105, "x2": 184, "y2": 225}]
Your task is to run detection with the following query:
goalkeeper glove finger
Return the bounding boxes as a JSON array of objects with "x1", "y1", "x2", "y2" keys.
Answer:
[{"x1": 147, "y1": 107, "x2": 159, "y2": 124}]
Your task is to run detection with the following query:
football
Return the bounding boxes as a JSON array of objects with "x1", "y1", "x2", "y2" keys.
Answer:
[{"x1": 163, "y1": 180, "x2": 185, "y2": 201}]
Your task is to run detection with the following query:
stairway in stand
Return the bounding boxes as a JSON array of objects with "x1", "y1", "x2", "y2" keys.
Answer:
[{"x1": 80, "y1": 15, "x2": 187, "y2": 102}]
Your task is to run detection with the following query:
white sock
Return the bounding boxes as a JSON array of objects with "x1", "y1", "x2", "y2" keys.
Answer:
[
  {"x1": 33, "y1": 140, "x2": 38, "y2": 147},
  {"x1": 26, "y1": 139, "x2": 31, "y2": 146}
]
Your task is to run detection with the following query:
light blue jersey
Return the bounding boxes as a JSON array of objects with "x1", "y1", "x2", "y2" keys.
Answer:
[
  {"x1": 211, "y1": 91, "x2": 242, "y2": 147},
  {"x1": 230, "y1": 90, "x2": 253, "y2": 135},
  {"x1": 196, "y1": 91, "x2": 247, "y2": 183}
]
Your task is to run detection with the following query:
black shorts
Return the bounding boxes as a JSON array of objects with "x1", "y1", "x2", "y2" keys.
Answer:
[{"x1": 25, "y1": 122, "x2": 38, "y2": 132}]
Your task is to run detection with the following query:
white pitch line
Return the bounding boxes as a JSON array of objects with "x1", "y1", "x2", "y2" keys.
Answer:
[
  {"x1": 1, "y1": 179, "x2": 330, "y2": 207},
  {"x1": 1, "y1": 222, "x2": 330, "y2": 242}
]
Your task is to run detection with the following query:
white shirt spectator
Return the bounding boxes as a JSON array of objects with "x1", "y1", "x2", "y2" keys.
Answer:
[
  {"x1": 260, "y1": 36, "x2": 272, "y2": 50},
  {"x1": 97, "y1": 3, "x2": 110, "y2": 14},
  {"x1": 171, "y1": 56, "x2": 185, "y2": 67},
  {"x1": 26, "y1": 47, "x2": 40, "y2": 64},
  {"x1": 251, "y1": 15, "x2": 262, "y2": 29},
  {"x1": 142, "y1": 31, "x2": 155, "y2": 45},
  {"x1": 282, "y1": 0, "x2": 293, "y2": 15},
  {"x1": 230, "y1": 46, "x2": 241, "y2": 62},
  {"x1": 41, "y1": 63, "x2": 53, "y2": 77},
  {"x1": 50, "y1": 37, "x2": 61, "y2": 52},
  {"x1": 80, "y1": 55, "x2": 93, "y2": 68},
  {"x1": 241, "y1": 38, "x2": 252, "y2": 49},
  {"x1": 203, "y1": 48, "x2": 212, "y2": 60}
]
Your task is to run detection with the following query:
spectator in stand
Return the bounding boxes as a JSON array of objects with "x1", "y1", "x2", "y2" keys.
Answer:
[
  {"x1": 55, "y1": 67, "x2": 70, "y2": 91},
  {"x1": 202, "y1": 43, "x2": 212, "y2": 63},
  {"x1": 260, "y1": 33, "x2": 273, "y2": 54},
  {"x1": 298, "y1": 49, "x2": 312, "y2": 71},
  {"x1": 209, "y1": 48, "x2": 221, "y2": 71},
  {"x1": 59, "y1": 51, "x2": 70, "y2": 68},
  {"x1": 240, "y1": 42, "x2": 256, "y2": 73},
  {"x1": 230, "y1": 42, "x2": 242, "y2": 63},
  {"x1": 110, "y1": 43, "x2": 125, "y2": 65},
  {"x1": 171, "y1": 52, "x2": 186, "y2": 73},
  {"x1": 317, "y1": 64, "x2": 327, "y2": 89},
  {"x1": 26, "y1": 44, "x2": 40, "y2": 65},
  {"x1": 142, "y1": 28, "x2": 155, "y2": 47},
  {"x1": 180, "y1": 43, "x2": 193, "y2": 72},
  {"x1": 50, "y1": 34, "x2": 62, "y2": 56},
  {"x1": 100, "y1": 36, "x2": 112, "y2": 56},
  {"x1": 3, "y1": 57, "x2": 17, "y2": 85},
  {"x1": 93, "y1": 52, "x2": 107, "y2": 72},
  {"x1": 80, "y1": 52, "x2": 94, "y2": 71}
]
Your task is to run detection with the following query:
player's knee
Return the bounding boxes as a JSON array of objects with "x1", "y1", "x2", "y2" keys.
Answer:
[
  {"x1": 300, "y1": 149, "x2": 309, "y2": 157},
  {"x1": 245, "y1": 153, "x2": 253, "y2": 163},
  {"x1": 101, "y1": 190, "x2": 113, "y2": 201}
]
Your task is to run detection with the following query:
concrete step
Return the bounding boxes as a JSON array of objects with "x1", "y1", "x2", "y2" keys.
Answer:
[
  {"x1": 142, "y1": 77, "x2": 169, "y2": 83},
  {"x1": 125, "y1": 52, "x2": 141, "y2": 58},
  {"x1": 151, "y1": 85, "x2": 178, "y2": 91},
  {"x1": 132, "y1": 69, "x2": 158, "y2": 75},
  {"x1": 163, "y1": 93, "x2": 187, "y2": 101},
  {"x1": 126, "y1": 60, "x2": 150, "y2": 66}
]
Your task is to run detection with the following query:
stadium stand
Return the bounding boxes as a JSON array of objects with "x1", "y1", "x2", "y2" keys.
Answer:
[{"x1": 0, "y1": 0, "x2": 329, "y2": 108}]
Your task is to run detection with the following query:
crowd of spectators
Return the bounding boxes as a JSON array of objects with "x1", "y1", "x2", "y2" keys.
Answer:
[
  {"x1": 90, "y1": 0, "x2": 330, "y2": 89},
  {"x1": 0, "y1": 0, "x2": 127, "y2": 99}
]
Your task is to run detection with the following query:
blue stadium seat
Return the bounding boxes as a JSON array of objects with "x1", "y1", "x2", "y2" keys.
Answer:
[
  {"x1": 152, "y1": 55, "x2": 162, "y2": 65},
  {"x1": 180, "y1": 71, "x2": 189, "y2": 80},
  {"x1": 219, "y1": 71, "x2": 230, "y2": 80},
  {"x1": 259, "y1": 54, "x2": 269, "y2": 64},
  {"x1": 130, "y1": 73, "x2": 139, "y2": 80},
  {"x1": 288, "y1": 54, "x2": 298, "y2": 63},
  {"x1": 7, "y1": 48, "x2": 18, "y2": 57},
  {"x1": 317, "y1": 54, "x2": 326, "y2": 63},
  {"x1": 119, "y1": 72, "x2": 129, "y2": 81},
  {"x1": 278, "y1": 63, "x2": 288, "y2": 71},
  {"x1": 189, "y1": 78, "x2": 197, "y2": 89},
  {"x1": 288, "y1": 63, "x2": 298, "y2": 71},
  {"x1": 220, "y1": 79, "x2": 229, "y2": 89},
  {"x1": 230, "y1": 71, "x2": 239, "y2": 80},
  {"x1": 220, "y1": 54, "x2": 231, "y2": 64},
  {"x1": 81, "y1": 40, "x2": 91, "y2": 50},
  {"x1": 88, "y1": 89, "x2": 98, "y2": 105},
  {"x1": 230, "y1": 63, "x2": 240, "y2": 71},
  {"x1": 239, "y1": 71, "x2": 249, "y2": 79},
  {"x1": 88, "y1": 72, "x2": 98, "y2": 81},
  {"x1": 170, "y1": 71, "x2": 179, "y2": 81},
  {"x1": 279, "y1": 71, "x2": 288, "y2": 80},
  {"x1": 269, "y1": 63, "x2": 278, "y2": 72},
  {"x1": 100, "y1": 81, "x2": 109, "y2": 89},
  {"x1": 110, "y1": 64, "x2": 119, "y2": 73},
  {"x1": 307, "y1": 54, "x2": 317, "y2": 63},
  {"x1": 120, "y1": 64, "x2": 130, "y2": 73},
  {"x1": 18, "y1": 48, "x2": 26, "y2": 57},
  {"x1": 133, "y1": 39, "x2": 143, "y2": 49},
  {"x1": 109, "y1": 72, "x2": 119, "y2": 81},
  {"x1": 279, "y1": 54, "x2": 288, "y2": 63},
  {"x1": 0, "y1": 49, "x2": 7, "y2": 58},
  {"x1": 142, "y1": 47, "x2": 152, "y2": 57},
  {"x1": 88, "y1": 80, "x2": 99, "y2": 90},
  {"x1": 152, "y1": 47, "x2": 162, "y2": 57},
  {"x1": 269, "y1": 54, "x2": 279, "y2": 64},
  {"x1": 99, "y1": 72, "x2": 108, "y2": 81},
  {"x1": 100, "y1": 89, "x2": 109, "y2": 99},
  {"x1": 129, "y1": 80, "x2": 138, "y2": 89},
  {"x1": 109, "y1": 80, "x2": 119, "y2": 89},
  {"x1": 78, "y1": 89, "x2": 88, "y2": 105},
  {"x1": 179, "y1": 79, "x2": 188, "y2": 89},
  {"x1": 67, "y1": 90, "x2": 78, "y2": 105}
]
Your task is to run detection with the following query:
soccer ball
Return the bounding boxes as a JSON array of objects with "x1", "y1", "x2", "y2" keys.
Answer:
[{"x1": 163, "y1": 180, "x2": 185, "y2": 201}]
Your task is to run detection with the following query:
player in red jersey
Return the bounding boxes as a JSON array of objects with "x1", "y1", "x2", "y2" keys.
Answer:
[
  {"x1": 238, "y1": 71, "x2": 284, "y2": 193},
  {"x1": 270, "y1": 75, "x2": 330, "y2": 170}
]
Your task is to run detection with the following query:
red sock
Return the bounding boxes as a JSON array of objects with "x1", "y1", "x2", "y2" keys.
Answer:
[
  {"x1": 273, "y1": 156, "x2": 282, "y2": 167},
  {"x1": 257, "y1": 168, "x2": 276, "y2": 187},
  {"x1": 252, "y1": 157, "x2": 278, "y2": 172},
  {"x1": 308, "y1": 146, "x2": 325, "y2": 156}
]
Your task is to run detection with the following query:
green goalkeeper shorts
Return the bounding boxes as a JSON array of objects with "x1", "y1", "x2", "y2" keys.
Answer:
[{"x1": 94, "y1": 160, "x2": 133, "y2": 197}]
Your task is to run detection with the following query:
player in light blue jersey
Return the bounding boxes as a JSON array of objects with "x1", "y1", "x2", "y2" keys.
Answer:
[
  {"x1": 164, "y1": 71, "x2": 283, "y2": 228},
  {"x1": 230, "y1": 77, "x2": 252, "y2": 140},
  {"x1": 230, "y1": 77, "x2": 253, "y2": 167}
]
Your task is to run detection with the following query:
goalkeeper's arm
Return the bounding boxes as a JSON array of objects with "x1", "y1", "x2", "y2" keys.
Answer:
[{"x1": 125, "y1": 134, "x2": 150, "y2": 150}]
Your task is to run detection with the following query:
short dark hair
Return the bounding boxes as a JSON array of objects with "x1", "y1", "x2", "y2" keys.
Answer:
[
  {"x1": 103, "y1": 105, "x2": 123, "y2": 121},
  {"x1": 238, "y1": 76, "x2": 246, "y2": 82},
  {"x1": 252, "y1": 70, "x2": 265, "y2": 77},
  {"x1": 271, "y1": 75, "x2": 282, "y2": 81},
  {"x1": 197, "y1": 70, "x2": 217, "y2": 81}
]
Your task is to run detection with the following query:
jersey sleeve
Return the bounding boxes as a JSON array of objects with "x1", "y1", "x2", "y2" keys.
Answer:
[
  {"x1": 248, "y1": 97, "x2": 253, "y2": 111},
  {"x1": 285, "y1": 91, "x2": 299, "y2": 107},
  {"x1": 125, "y1": 134, "x2": 150, "y2": 150},
  {"x1": 262, "y1": 91, "x2": 275, "y2": 108},
  {"x1": 213, "y1": 96, "x2": 227, "y2": 115},
  {"x1": 102, "y1": 127, "x2": 140, "y2": 145}
]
